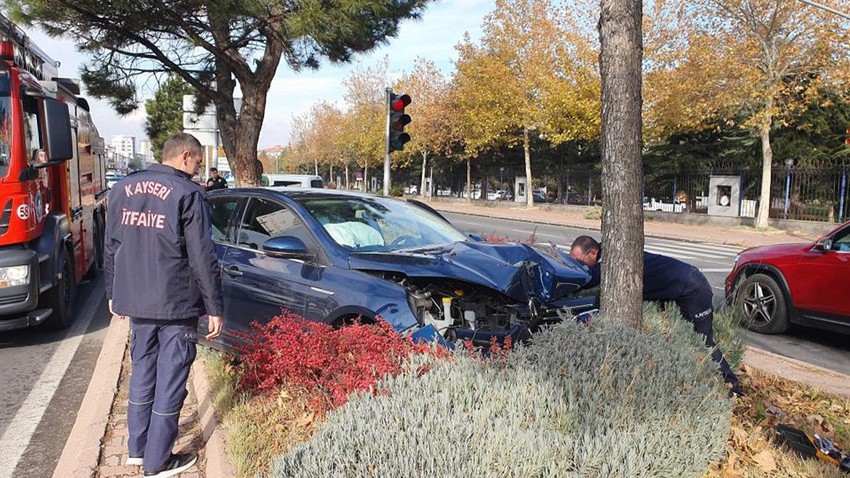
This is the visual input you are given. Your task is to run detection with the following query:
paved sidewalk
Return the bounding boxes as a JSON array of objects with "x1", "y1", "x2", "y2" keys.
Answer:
[
  {"x1": 53, "y1": 317, "x2": 230, "y2": 478},
  {"x1": 428, "y1": 200, "x2": 822, "y2": 248},
  {"x1": 94, "y1": 348, "x2": 205, "y2": 478}
]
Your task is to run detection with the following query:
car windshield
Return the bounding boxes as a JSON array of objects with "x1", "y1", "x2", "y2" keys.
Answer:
[{"x1": 297, "y1": 196, "x2": 469, "y2": 251}]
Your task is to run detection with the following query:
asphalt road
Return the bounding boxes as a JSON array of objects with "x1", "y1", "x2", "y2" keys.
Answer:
[
  {"x1": 0, "y1": 275, "x2": 111, "y2": 478},
  {"x1": 444, "y1": 211, "x2": 850, "y2": 377}
]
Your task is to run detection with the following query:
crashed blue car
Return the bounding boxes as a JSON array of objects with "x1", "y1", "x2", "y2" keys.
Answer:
[{"x1": 202, "y1": 188, "x2": 595, "y2": 351}]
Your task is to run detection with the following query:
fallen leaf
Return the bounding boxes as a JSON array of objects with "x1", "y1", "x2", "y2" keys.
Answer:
[{"x1": 752, "y1": 450, "x2": 777, "y2": 473}]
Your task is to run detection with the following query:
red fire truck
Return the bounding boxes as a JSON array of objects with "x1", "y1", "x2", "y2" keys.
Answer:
[{"x1": 0, "y1": 15, "x2": 107, "y2": 331}]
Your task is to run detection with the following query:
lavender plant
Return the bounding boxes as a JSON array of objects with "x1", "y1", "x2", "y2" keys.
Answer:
[{"x1": 269, "y1": 307, "x2": 733, "y2": 477}]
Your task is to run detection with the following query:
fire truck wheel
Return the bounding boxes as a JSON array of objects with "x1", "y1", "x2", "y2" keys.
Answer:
[
  {"x1": 95, "y1": 217, "x2": 105, "y2": 269},
  {"x1": 44, "y1": 248, "x2": 75, "y2": 329},
  {"x1": 84, "y1": 217, "x2": 104, "y2": 279}
]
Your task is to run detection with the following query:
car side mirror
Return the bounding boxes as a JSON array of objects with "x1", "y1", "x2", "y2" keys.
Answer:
[
  {"x1": 821, "y1": 238, "x2": 833, "y2": 252},
  {"x1": 262, "y1": 236, "x2": 314, "y2": 260},
  {"x1": 468, "y1": 233, "x2": 484, "y2": 242}
]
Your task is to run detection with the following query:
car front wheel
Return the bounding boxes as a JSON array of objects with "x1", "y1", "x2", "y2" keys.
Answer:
[{"x1": 736, "y1": 273, "x2": 789, "y2": 334}]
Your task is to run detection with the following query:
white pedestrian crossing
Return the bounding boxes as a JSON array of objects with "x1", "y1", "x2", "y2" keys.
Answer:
[{"x1": 645, "y1": 240, "x2": 741, "y2": 269}]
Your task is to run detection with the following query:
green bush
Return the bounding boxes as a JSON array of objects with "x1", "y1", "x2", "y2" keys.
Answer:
[
  {"x1": 640, "y1": 302, "x2": 747, "y2": 371},
  {"x1": 389, "y1": 185, "x2": 404, "y2": 197},
  {"x1": 269, "y1": 308, "x2": 733, "y2": 478}
]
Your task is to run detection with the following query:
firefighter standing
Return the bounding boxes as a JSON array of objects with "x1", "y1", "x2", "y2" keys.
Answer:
[
  {"x1": 569, "y1": 235, "x2": 742, "y2": 397},
  {"x1": 105, "y1": 133, "x2": 224, "y2": 477}
]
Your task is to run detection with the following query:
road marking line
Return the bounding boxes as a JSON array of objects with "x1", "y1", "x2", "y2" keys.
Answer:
[
  {"x1": 643, "y1": 246, "x2": 698, "y2": 260},
  {"x1": 646, "y1": 238, "x2": 743, "y2": 253},
  {"x1": 646, "y1": 243, "x2": 736, "y2": 259},
  {"x1": 0, "y1": 288, "x2": 104, "y2": 478},
  {"x1": 647, "y1": 243, "x2": 740, "y2": 258}
]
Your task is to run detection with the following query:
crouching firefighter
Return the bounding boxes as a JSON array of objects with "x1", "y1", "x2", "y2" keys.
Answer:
[
  {"x1": 569, "y1": 235, "x2": 742, "y2": 397},
  {"x1": 105, "y1": 133, "x2": 224, "y2": 477}
]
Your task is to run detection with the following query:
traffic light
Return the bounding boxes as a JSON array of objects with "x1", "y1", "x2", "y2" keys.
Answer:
[{"x1": 388, "y1": 93, "x2": 411, "y2": 152}]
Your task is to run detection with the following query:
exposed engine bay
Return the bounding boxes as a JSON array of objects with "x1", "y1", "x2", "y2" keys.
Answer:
[{"x1": 397, "y1": 276, "x2": 594, "y2": 343}]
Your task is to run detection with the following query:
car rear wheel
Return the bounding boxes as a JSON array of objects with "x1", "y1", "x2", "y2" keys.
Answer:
[{"x1": 736, "y1": 273, "x2": 789, "y2": 334}]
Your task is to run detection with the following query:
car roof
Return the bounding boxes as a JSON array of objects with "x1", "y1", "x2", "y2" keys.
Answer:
[{"x1": 208, "y1": 187, "x2": 403, "y2": 202}]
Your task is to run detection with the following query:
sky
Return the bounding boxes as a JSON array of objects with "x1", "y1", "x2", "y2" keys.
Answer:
[{"x1": 20, "y1": 0, "x2": 491, "y2": 150}]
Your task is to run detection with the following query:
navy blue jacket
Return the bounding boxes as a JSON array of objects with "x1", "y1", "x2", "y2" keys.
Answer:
[
  {"x1": 585, "y1": 251, "x2": 695, "y2": 301},
  {"x1": 104, "y1": 164, "x2": 223, "y2": 320}
]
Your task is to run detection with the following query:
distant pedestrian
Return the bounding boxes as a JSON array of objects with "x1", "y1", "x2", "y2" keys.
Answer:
[
  {"x1": 105, "y1": 132, "x2": 224, "y2": 477},
  {"x1": 569, "y1": 235, "x2": 742, "y2": 397},
  {"x1": 205, "y1": 167, "x2": 228, "y2": 191}
]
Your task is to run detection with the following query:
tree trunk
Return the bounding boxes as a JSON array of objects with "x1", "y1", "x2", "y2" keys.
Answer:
[
  {"x1": 364, "y1": 162, "x2": 369, "y2": 192},
  {"x1": 314, "y1": 159, "x2": 319, "y2": 176},
  {"x1": 755, "y1": 109, "x2": 774, "y2": 229},
  {"x1": 524, "y1": 127, "x2": 534, "y2": 208},
  {"x1": 466, "y1": 158, "x2": 472, "y2": 203},
  {"x1": 345, "y1": 164, "x2": 350, "y2": 189},
  {"x1": 598, "y1": 0, "x2": 645, "y2": 328},
  {"x1": 329, "y1": 163, "x2": 334, "y2": 184},
  {"x1": 210, "y1": 15, "x2": 281, "y2": 188},
  {"x1": 420, "y1": 151, "x2": 428, "y2": 198},
  {"x1": 216, "y1": 83, "x2": 265, "y2": 187}
]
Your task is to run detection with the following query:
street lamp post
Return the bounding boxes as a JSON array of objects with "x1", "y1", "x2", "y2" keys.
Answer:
[{"x1": 783, "y1": 158, "x2": 794, "y2": 220}]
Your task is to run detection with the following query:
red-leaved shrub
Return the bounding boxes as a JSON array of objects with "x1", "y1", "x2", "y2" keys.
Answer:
[{"x1": 237, "y1": 310, "x2": 445, "y2": 411}]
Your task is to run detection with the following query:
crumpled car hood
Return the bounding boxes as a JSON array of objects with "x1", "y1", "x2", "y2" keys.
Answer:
[{"x1": 348, "y1": 241, "x2": 591, "y2": 303}]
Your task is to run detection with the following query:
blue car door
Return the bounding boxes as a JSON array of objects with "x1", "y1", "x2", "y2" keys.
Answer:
[
  {"x1": 222, "y1": 197, "x2": 312, "y2": 334},
  {"x1": 207, "y1": 194, "x2": 244, "y2": 345}
]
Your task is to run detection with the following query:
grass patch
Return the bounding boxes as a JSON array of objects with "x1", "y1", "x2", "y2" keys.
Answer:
[
  {"x1": 198, "y1": 347, "x2": 240, "y2": 416},
  {"x1": 584, "y1": 205, "x2": 602, "y2": 220}
]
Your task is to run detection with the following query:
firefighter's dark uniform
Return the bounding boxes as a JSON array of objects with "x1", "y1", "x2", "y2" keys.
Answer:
[
  {"x1": 585, "y1": 251, "x2": 740, "y2": 390},
  {"x1": 104, "y1": 163, "x2": 223, "y2": 472}
]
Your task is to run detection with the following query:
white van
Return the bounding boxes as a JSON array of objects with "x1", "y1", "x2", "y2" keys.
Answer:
[{"x1": 261, "y1": 174, "x2": 324, "y2": 188}]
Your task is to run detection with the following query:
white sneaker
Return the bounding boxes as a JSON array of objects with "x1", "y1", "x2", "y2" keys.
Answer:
[{"x1": 126, "y1": 456, "x2": 143, "y2": 466}]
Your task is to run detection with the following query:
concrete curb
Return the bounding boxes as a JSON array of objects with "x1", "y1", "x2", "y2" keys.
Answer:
[
  {"x1": 192, "y1": 355, "x2": 235, "y2": 478},
  {"x1": 744, "y1": 346, "x2": 850, "y2": 398},
  {"x1": 52, "y1": 317, "x2": 129, "y2": 478}
]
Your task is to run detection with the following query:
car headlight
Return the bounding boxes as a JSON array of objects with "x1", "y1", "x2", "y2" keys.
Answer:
[{"x1": 0, "y1": 265, "x2": 29, "y2": 288}]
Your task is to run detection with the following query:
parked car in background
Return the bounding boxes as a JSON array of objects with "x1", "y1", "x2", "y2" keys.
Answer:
[
  {"x1": 204, "y1": 188, "x2": 595, "y2": 352},
  {"x1": 261, "y1": 174, "x2": 324, "y2": 188},
  {"x1": 105, "y1": 171, "x2": 123, "y2": 188},
  {"x1": 532, "y1": 191, "x2": 547, "y2": 203},
  {"x1": 725, "y1": 220, "x2": 850, "y2": 335}
]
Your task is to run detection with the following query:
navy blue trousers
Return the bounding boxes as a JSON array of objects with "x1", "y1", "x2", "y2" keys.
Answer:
[
  {"x1": 674, "y1": 268, "x2": 739, "y2": 387},
  {"x1": 128, "y1": 317, "x2": 198, "y2": 472}
]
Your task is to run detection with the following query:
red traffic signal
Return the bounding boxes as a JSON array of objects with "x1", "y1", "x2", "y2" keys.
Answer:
[
  {"x1": 391, "y1": 94, "x2": 411, "y2": 112},
  {"x1": 388, "y1": 93, "x2": 412, "y2": 152}
]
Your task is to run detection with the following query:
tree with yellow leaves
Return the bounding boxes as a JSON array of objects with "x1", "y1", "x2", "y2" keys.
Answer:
[
  {"x1": 650, "y1": 0, "x2": 850, "y2": 227},
  {"x1": 452, "y1": 0, "x2": 600, "y2": 206}
]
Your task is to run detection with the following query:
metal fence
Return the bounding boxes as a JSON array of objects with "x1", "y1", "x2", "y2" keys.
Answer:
[
  {"x1": 642, "y1": 164, "x2": 849, "y2": 223},
  {"x1": 400, "y1": 161, "x2": 850, "y2": 223}
]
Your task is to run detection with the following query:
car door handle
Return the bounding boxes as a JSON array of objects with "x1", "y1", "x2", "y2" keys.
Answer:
[{"x1": 223, "y1": 265, "x2": 243, "y2": 277}]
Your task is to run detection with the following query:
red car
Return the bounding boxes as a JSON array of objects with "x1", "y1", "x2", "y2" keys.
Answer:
[{"x1": 725, "y1": 221, "x2": 850, "y2": 334}]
